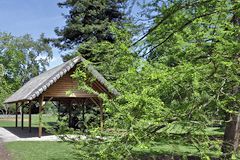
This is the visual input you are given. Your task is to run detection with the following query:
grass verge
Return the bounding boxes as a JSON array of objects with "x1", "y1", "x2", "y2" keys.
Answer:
[
  {"x1": 5, "y1": 141, "x2": 75, "y2": 160},
  {"x1": 0, "y1": 114, "x2": 57, "y2": 128}
]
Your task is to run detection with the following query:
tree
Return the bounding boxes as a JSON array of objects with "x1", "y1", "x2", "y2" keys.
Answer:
[
  {"x1": 141, "y1": 0, "x2": 240, "y2": 158},
  {"x1": 0, "y1": 32, "x2": 52, "y2": 114},
  {"x1": 48, "y1": 0, "x2": 128, "y2": 61},
  {"x1": 0, "y1": 32, "x2": 53, "y2": 91},
  {"x1": 52, "y1": 0, "x2": 240, "y2": 159},
  {"x1": 221, "y1": 2, "x2": 240, "y2": 157},
  {"x1": 0, "y1": 64, "x2": 12, "y2": 115}
]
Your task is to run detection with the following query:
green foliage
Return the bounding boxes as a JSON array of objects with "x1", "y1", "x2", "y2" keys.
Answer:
[
  {"x1": 49, "y1": 0, "x2": 128, "y2": 61},
  {"x1": 144, "y1": 0, "x2": 240, "y2": 116},
  {"x1": 0, "y1": 32, "x2": 52, "y2": 114},
  {"x1": 0, "y1": 65, "x2": 11, "y2": 101},
  {"x1": 0, "y1": 64, "x2": 12, "y2": 114},
  {"x1": 141, "y1": 0, "x2": 240, "y2": 157},
  {"x1": 76, "y1": 24, "x2": 136, "y2": 81},
  {"x1": 0, "y1": 32, "x2": 52, "y2": 91},
  {"x1": 53, "y1": 0, "x2": 240, "y2": 159}
]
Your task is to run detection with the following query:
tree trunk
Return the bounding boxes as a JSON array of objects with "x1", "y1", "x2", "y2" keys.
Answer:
[
  {"x1": 222, "y1": 2, "x2": 240, "y2": 158},
  {"x1": 222, "y1": 112, "x2": 240, "y2": 158}
]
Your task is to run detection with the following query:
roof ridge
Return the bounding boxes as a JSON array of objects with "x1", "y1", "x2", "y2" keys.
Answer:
[
  {"x1": 25, "y1": 57, "x2": 80, "y2": 100},
  {"x1": 3, "y1": 55, "x2": 120, "y2": 104}
]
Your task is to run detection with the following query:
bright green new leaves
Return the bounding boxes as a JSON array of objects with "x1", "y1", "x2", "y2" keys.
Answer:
[
  {"x1": 54, "y1": 0, "x2": 240, "y2": 159},
  {"x1": 142, "y1": 0, "x2": 240, "y2": 157}
]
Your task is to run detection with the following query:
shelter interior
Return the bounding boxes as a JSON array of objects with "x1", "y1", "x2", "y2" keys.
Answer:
[
  {"x1": 4, "y1": 56, "x2": 119, "y2": 137},
  {"x1": 12, "y1": 65, "x2": 112, "y2": 137},
  {"x1": 15, "y1": 95, "x2": 104, "y2": 137}
]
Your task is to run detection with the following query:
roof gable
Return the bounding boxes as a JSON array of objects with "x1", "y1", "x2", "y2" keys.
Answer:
[{"x1": 4, "y1": 56, "x2": 120, "y2": 104}]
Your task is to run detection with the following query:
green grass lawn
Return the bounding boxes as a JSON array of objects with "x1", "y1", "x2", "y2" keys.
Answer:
[
  {"x1": 0, "y1": 114, "x2": 76, "y2": 160},
  {"x1": 4, "y1": 141, "x2": 75, "y2": 160},
  {"x1": 4, "y1": 138, "x2": 222, "y2": 160},
  {"x1": 0, "y1": 114, "x2": 57, "y2": 128},
  {"x1": 0, "y1": 116, "x2": 225, "y2": 159},
  {"x1": 132, "y1": 139, "x2": 222, "y2": 159},
  {"x1": 0, "y1": 119, "x2": 16, "y2": 127}
]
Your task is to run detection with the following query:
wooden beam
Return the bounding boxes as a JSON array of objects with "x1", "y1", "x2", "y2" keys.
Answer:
[
  {"x1": 51, "y1": 101, "x2": 58, "y2": 108},
  {"x1": 28, "y1": 101, "x2": 32, "y2": 133},
  {"x1": 15, "y1": 103, "x2": 18, "y2": 127},
  {"x1": 100, "y1": 100, "x2": 103, "y2": 132},
  {"x1": 39, "y1": 94, "x2": 44, "y2": 138},
  {"x1": 94, "y1": 80, "x2": 112, "y2": 98},
  {"x1": 21, "y1": 102, "x2": 24, "y2": 130},
  {"x1": 95, "y1": 80, "x2": 107, "y2": 93},
  {"x1": 43, "y1": 97, "x2": 53, "y2": 107},
  {"x1": 89, "y1": 97, "x2": 99, "y2": 106}
]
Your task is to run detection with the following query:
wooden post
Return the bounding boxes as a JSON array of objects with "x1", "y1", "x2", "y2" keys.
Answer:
[
  {"x1": 100, "y1": 100, "x2": 103, "y2": 132},
  {"x1": 28, "y1": 101, "x2": 32, "y2": 132},
  {"x1": 39, "y1": 94, "x2": 44, "y2": 138},
  {"x1": 21, "y1": 102, "x2": 24, "y2": 130},
  {"x1": 15, "y1": 103, "x2": 18, "y2": 127}
]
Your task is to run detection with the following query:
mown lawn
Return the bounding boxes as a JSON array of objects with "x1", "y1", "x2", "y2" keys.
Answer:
[
  {"x1": 0, "y1": 115, "x2": 225, "y2": 159},
  {"x1": 133, "y1": 139, "x2": 222, "y2": 159},
  {"x1": 4, "y1": 141, "x2": 75, "y2": 160},
  {"x1": 0, "y1": 114, "x2": 57, "y2": 128},
  {"x1": 4, "y1": 137, "x2": 222, "y2": 160},
  {"x1": 0, "y1": 114, "x2": 75, "y2": 160}
]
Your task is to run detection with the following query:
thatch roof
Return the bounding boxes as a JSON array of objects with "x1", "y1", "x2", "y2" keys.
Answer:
[{"x1": 4, "y1": 56, "x2": 120, "y2": 104}]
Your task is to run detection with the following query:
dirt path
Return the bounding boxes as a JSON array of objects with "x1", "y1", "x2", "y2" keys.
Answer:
[{"x1": 0, "y1": 139, "x2": 12, "y2": 160}]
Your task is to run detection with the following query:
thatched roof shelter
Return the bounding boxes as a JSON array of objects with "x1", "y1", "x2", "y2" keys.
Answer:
[{"x1": 4, "y1": 56, "x2": 119, "y2": 137}]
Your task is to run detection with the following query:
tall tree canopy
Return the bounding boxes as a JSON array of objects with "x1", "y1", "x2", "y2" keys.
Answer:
[
  {"x1": 54, "y1": 0, "x2": 240, "y2": 159},
  {"x1": 0, "y1": 32, "x2": 52, "y2": 91},
  {"x1": 138, "y1": 0, "x2": 240, "y2": 158},
  {"x1": 49, "y1": 0, "x2": 128, "y2": 61},
  {"x1": 0, "y1": 64, "x2": 12, "y2": 114}
]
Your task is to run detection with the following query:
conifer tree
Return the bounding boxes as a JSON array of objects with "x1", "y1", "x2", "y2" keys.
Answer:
[{"x1": 50, "y1": 0, "x2": 128, "y2": 61}]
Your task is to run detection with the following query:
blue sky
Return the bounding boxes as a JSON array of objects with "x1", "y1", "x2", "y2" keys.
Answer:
[
  {"x1": 0, "y1": 0, "x2": 144, "y2": 69},
  {"x1": 0, "y1": 0, "x2": 68, "y2": 69}
]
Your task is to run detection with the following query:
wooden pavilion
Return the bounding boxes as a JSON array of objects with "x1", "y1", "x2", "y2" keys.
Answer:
[{"x1": 3, "y1": 56, "x2": 120, "y2": 137}]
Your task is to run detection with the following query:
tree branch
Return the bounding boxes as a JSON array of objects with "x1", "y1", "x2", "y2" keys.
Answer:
[
  {"x1": 131, "y1": 0, "x2": 214, "y2": 46},
  {"x1": 145, "y1": 6, "x2": 240, "y2": 56},
  {"x1": 193, "y1": 55, "x2": 209, "y2": 61},
  {"x1": 145, "y1": 11, "x2": 219, "y2": 56},
  {"x1": 147, "y1": 117, "x2": 179, "y2": 135}
]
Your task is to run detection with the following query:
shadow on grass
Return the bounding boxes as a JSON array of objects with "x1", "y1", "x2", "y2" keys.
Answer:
[
  {"x1": 3, "y1": 127, "x2": 53, "y2": 138},
  {"x1": 133, "y1": 151, "x2": 220, "y2": 160},
  {"x1": 132, "y1": 140, "x2": 221, "y2": 160}
]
